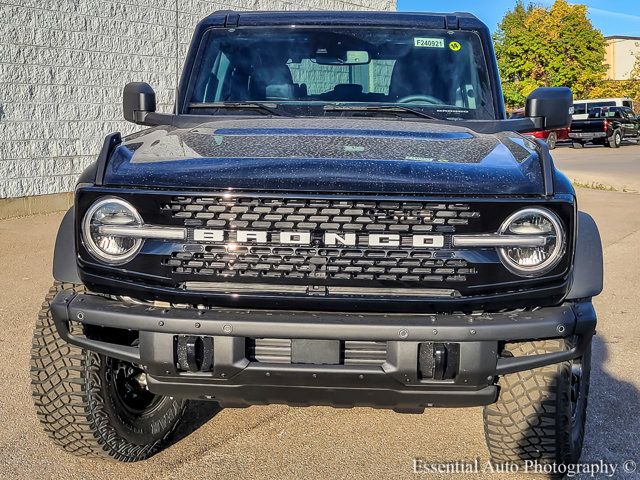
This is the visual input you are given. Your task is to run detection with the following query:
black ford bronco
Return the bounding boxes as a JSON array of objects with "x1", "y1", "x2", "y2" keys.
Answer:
[{"x1": 32, "y1": 10, "x2": 603, "y2": 467}]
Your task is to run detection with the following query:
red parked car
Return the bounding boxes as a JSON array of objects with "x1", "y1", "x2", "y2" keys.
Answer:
[{"x1": 510, "y1": 108, "x2": 570, "y2": 149}]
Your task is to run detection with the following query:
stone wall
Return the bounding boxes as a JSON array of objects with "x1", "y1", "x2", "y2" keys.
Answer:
[{"x1": 0, "y1": 0, "x2": 396, "y2": 199}]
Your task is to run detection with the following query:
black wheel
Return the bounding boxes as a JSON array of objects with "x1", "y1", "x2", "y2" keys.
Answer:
[
  {"x1": 546, "y1": 132, "x2": 558, "y2": 150},
  {"x1": 483, "y1": 338, "x2": 591, "y2": 468},
  {"x1": 31, "y1": 282, "x2": 186, "y2": 461},
  {"x1": 608, "y1": 130, "x2": 622, "y2": 148}
]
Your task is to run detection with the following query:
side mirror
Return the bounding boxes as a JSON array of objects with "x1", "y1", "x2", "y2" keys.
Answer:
[
  {"x1": 123, "y1": 82, "x2": 157, "y2": 125},
  {"x1": 525, "y1": 87, "x2": 573, "y2": 130}
]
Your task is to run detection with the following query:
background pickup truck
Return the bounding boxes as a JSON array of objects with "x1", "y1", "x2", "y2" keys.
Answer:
[{"x1": 569, "y1": 106, "x2": 640, "y2": 148}]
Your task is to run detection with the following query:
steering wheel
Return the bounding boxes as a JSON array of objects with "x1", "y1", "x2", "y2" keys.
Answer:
[{"x1": 397, "y1": 94, "x2": 444, "y2": 105}]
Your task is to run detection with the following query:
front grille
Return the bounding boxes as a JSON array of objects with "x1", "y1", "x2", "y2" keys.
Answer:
[
  {"x1": 167, "y1": 247, "x2": 475, "y2": 283},
  {"x1": 165, "y1": 196, "x2": 479, "y2": 231},
  {"x1": 77, "y1": 187, "x2": 576, "y2": 308},
  {"x1": 247, "y1": 338, "x2": 387, "y2": 366},
  {"x1": 161, "y1": 196, "x2": 481, "y2": 285}
]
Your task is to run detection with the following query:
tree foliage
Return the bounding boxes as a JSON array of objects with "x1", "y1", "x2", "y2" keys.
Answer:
[{"x1": 495, "y1": 0, "x2": 608, "y2": 108}]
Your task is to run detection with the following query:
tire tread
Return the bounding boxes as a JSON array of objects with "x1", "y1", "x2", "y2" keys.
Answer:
[
  {"x1": 31, "y1": 282, "x2": 184, "y2": 461},
  {"x1": 483, "y1": 339, "x2": 584, "y2": 465}
]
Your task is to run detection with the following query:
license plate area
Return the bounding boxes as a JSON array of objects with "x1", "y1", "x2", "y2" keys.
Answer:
[{"x1": 291, "y1": 339, "x2": 341, "y2": 365}]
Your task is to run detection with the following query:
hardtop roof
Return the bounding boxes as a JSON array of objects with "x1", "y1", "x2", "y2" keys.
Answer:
[{"x1": 199, "y1": 10, "x2": 486, "y2": 31}]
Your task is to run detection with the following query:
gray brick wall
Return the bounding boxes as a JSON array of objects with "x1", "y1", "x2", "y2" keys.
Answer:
[{"x1": 0, "y1": 0, "x2": 396, "y2": 199}]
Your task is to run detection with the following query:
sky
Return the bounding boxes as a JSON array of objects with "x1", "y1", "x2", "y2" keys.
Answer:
[{"x1": 397, "y1": 0, "x2": 640, "y2": 37}]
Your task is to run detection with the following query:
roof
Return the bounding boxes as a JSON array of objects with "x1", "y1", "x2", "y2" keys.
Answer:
[
  {"x1": 606, "y1": 36, "x2": 640, "y2": 41},
  {"x1": 199, "y1": 10, "x2": 487, "y2": 31},
  {"x1": 573, "y1": 98, "x2": 633, "y2": 103}
]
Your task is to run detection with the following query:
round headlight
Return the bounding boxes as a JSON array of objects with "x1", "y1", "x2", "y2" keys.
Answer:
[
  {"x1": 82, "y1": 198, "x2": 143, "y2": 264},
  {"x1": 497, "y1": 207, "x2": 566, "y2": 277}
]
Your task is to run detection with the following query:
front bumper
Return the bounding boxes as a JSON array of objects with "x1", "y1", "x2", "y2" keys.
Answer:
[{"x1": 50, "y1": 290, "x2": 596, "y2": 411}]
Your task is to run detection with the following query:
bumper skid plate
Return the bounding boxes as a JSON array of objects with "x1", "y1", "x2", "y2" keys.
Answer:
[{"x1": 50, "y1": 290, "x2": 596, "y2": 410}]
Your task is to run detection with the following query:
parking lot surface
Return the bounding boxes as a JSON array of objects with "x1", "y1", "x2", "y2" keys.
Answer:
[
  {"x1": 0, "y1": 148, "x2": 639, "y2": 479},
  {"x1": 553, "y1": 142, "x2": 640, "y2": 193}
]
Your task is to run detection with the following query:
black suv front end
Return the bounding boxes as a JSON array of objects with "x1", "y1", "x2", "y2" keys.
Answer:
[
  {"x1": 49, "y1": 183, "x2": 596, "y2": 411},
  {"x1": 34, "y1": 9, "x2": 605, "y2": 465}
]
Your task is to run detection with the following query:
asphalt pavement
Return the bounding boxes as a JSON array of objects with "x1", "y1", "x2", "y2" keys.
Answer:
[
  {"x1": 0, "y1": 147, "x2": 639, "y2": 479},
  {"x1": 553, "y1": 142, "x2": 640, "y2": 193}
]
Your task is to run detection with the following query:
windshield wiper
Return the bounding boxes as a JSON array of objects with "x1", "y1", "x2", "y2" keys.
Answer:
[
  {"x1": 188, "y1": 102, "x2": 292, "y2": 117},
  {"x1": 323, "y1": 105, "x2": 439, "y2": 120}
]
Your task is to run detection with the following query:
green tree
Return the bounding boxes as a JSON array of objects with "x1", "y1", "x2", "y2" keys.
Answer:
[{"x1": 495, "y1": 0, "x2": 608, "y2": 108}]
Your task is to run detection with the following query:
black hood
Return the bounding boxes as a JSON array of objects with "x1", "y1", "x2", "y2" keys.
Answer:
[{"x1": 104, "y1": 118, "x2": 545, "y2": 195}]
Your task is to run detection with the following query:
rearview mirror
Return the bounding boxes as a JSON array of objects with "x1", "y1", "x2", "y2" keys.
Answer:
[
  {"x1": 315, "y1": 50, "x2": 370, "y2": 65},
  {"x1": 344, "y1": 50, "x2": 370, "y2": 64},
  {"x1": 525, "y1": 87, "x2": 573, "y2": 130}
]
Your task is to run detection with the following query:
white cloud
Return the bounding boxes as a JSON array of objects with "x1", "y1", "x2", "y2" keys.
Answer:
[{"x1": 586, "y1": 7, "x2": 640, "y2": 23}]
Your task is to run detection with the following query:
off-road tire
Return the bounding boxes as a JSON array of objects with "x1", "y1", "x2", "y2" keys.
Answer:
[
  {"x1": 608, "y1": 130, "x2": 622, "y2": 148},
  {"x1": 31, "y1": 282, "x2": 186, "y2": 462},
  {"x1": 546, "y1": 131, "x2": 558, "y2": 150},
  {"x1": 483, "y1": 338, "x2": 591, "y2": 468}
]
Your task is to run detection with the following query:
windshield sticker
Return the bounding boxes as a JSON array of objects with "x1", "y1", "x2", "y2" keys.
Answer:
[
  {"x1": 449, "y1": 41, "x2": 462, "y2": 52},
  {"x1": 414, "y1": 37, "x2": 445, "y2": 48}
]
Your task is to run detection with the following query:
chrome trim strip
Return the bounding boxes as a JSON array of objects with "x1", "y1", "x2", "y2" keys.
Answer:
[
  {"x1": 185, "y1": 282, "x2": 308, "y2": 294},
  {"x1": 99, "y1": 227, "x2": 546, "y2": 248},
  {"x1": 326, "y1": 286, "x2": 460, "y2": 297},
  {"x1": 183, "y1": 282, "x2": 460, "y2": 298},
  {"x1": 452, "y1": 234, "x2": 548, "y2": 248},
  {"x1": 98, "y1": 225, "x2": 187, "y2": 240}
]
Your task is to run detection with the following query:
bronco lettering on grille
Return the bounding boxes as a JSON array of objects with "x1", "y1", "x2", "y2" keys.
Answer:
[{"x1": 192, "y1": 229, "x2": 445, "y2": 248}]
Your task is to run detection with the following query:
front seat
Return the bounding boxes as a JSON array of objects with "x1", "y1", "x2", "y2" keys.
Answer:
[{"x1": 250, "y1": 64, "x2": 295, "y2": 100}]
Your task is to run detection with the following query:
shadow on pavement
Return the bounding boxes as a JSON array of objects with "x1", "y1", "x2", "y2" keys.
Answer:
[
  {"x1": 168, "y1": 400, "x2": 222, "y2": 446},
  {"x1": 580, "y1": 335, "x2": 640, "y2": 471}
]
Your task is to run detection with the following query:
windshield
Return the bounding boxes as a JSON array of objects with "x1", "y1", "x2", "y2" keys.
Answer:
[{"x1": 188, "y1": 27, "x2": 495, "y2": 120}]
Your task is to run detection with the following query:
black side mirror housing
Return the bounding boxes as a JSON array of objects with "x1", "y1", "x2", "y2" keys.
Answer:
[
  {"x1": 525, "y1": 87, "x2": 574, "y2": 130},
  {"x1": 123, "y1": 82, "x2": 157, "y2": 124}
]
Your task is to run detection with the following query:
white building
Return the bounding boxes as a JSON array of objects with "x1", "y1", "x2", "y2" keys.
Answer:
[
  {"x1": 605, "y1": 36, "x2": 640, "y2": 81},
  {"x1": 0, "y1": 0, "x2": 396, "y2": 215}
]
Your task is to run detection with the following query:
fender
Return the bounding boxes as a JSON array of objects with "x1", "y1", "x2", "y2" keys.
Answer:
[
  {"x1": 53, "y1": 207, "x2": 81, "y2": 284},
  {"x1": 53, "y1": 132, "x2": 122, "y2": 283},
  {"x1": 567, "y1": 211, "x2": 603, "y2": 300}
]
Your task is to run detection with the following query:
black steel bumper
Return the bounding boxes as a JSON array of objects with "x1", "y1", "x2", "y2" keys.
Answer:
[{"x1": 50, "y1": 290, "x2": 596, "y2": 411}]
